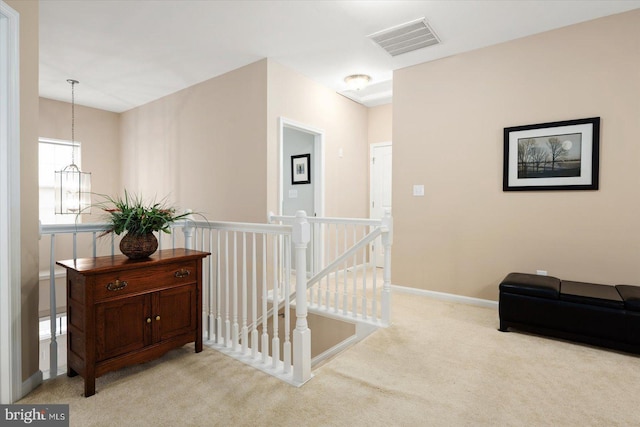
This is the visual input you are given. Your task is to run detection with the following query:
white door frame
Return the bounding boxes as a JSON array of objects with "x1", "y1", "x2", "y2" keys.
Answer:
[
  {"x1": 278, "y1": 117, "x2": 325, "y2": 273},
  {"x1": 0, "y1": 0, "x2": 22, "y2": 404}
]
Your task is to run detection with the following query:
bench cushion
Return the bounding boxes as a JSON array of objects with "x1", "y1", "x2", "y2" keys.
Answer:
[
  {"x1": 499, "y1": 272, "x2": 560, "y2": 299},
  {"x1": 560, "y1": 281, "x2": 624, "y2": 309},
  {"x1": 616, "y1": 285, "x2": 640, "y2": 312}
]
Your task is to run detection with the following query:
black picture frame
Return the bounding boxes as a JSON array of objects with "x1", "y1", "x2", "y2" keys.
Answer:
[
  {"x1": 503, "y1": 117, "x2": 600, "y2": 191},
  {"x1": 291, "y1": 154, "x2": 311, "y2": 185}
]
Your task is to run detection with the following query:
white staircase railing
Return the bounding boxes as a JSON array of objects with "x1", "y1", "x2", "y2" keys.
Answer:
[
  {"x1": 187, "y1": 213, "x2": 311, "y2": 385},
  {"x1": 39, "y1": 210, "x2": 391, "y2": 387},
  {"x1": 39, "y1": 213, "x2": 314, "y2": 385},
  {"x1": 268, "y1": 210, "x2": 392, "y2": 327}
]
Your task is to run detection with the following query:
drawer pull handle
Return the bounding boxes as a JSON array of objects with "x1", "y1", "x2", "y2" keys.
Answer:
[
  {"x1": 175, "y1": 269, "x2": 190, "y2": 278},
  {"x1": 146, "y1": 318, "x2": 151, "y2": 324},
  {"x1": 156, "y1": 315, "x2": 161, "y2": 321},
  {"x1": 106, "y1": 279, "x2": 128, "y2": 291}
]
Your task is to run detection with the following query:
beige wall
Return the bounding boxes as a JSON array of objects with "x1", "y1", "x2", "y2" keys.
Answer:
[
  {"x1": 39, "y1": 98, "x2": 122, "y2": 206},
  {"x1": 6, "y1": 0, "x2": 40, "y2": 383},
  {"x1": 392, "y1": 10, "x2": 640, "y2": 300},
  {"x1": 368, "y1": 103, "x2": 392, "y2": 145},
  {"x1": 266, "y1": 60, "x2": 370, "y2": 218},
  {"x1": 119, "y1": 57, "x2": 371, "y2": 222},
  {"x1": 120, "y1": 60, "x2": 268, "y2": 222}
]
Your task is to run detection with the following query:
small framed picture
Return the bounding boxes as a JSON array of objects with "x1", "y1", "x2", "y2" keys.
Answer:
[
  {"x1": 503, "y1": 117, "x2": 600, "y2": 191},
  {"x1": 291, "y1": 154, "x2": 311, "y2": 185}
]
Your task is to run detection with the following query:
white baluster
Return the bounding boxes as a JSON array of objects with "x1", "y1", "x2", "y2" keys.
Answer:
[
  {"x1": 224, "y1": 232, "x2": 231, "y2": 347},
  {"x1": 232, "y1": 232, "x2": 239, "y2": 351},
  {"x1": 49, "y1": 234, "x2": 58, "y2": 377},
  {"x1": 351, "y1": 226, "x2": 357, "y2": 318},
  {"x1": 271, "y1": 235, "x2": 279, "y2": 369},
  {"x1": 324, "y1": 224, "x2": 330, "y2": 308},
  {"x1": 342, "y1": 224, "x2": 348, "y2": 314},
  {"x1": 251, "y1": 233, "x2": 258, "y2": 359},
  {"x1": 361, "y1": 227, "x2": 368, "y2": 320},
  {"x1": 216, "y1": 231, "x2": 222, "y2": 345},
  {"x1": 333, "y1": 224, "x2": 339, "y2": 312},
  {"x1": 261, "y1": 236, "x2": 268, "y2": 364},
  {"x1": 241, "y1": 232, "x2": 248, "y2": 354},
  {"x1": 315, "y1": 224, "x2": 327, "y2": 308},
  {"x1": 381, "y1": 210, "x2": 393, "y2": 326},
  {"x1": 182, "y1": 210, "x2": 194, "y2": 249},
  {"x1": 92, "y1": 231, "x2": 97, "y2": 258},
  {"x1": 372, "y1": 233, "x2": 378, "y2": 321},
  {"x1": 72, "y1": 232, "x2": 77, "y2": 261},
  {"x1": 293, "y1": 211, "x2": 311, "y2": 384},
  {"x1": 283, "y1": 234, "x2": 292, "y2": 374},
  {"x1": 208, "y1": 230, "x2": 214, "y2": 342}
]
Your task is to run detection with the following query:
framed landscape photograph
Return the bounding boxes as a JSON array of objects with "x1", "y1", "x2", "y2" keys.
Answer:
[
  {"x1": 291, "y1": 153, "x2": 311, "y2": 185},
  {"x1": 503, "y1": 117, "x2": 600, "y2": 191}
]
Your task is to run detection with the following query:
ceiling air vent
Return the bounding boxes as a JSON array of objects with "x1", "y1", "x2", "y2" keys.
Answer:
[{"x1": 368, "y1": 18, "x2": 440, "y2": 57}]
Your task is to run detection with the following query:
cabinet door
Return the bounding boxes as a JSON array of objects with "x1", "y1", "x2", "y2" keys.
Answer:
[
  {"x1": 96, "y1": 295, "x2": 151, "y2": 361},
  {"x1": 154, "y1": 283, "x2": 197, "y2": 342}
]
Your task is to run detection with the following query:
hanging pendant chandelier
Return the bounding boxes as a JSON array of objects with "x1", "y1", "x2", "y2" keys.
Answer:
[{"x1": 54, "y1": 79, "x2": 91, "y2": 215}]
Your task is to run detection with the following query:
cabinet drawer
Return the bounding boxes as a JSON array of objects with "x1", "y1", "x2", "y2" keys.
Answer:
[{"x1": 94, "y1": 261, "x2": 197, "y2": 301}]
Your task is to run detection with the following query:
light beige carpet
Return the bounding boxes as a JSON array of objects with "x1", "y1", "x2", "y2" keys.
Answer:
[{"x1": 19, "y1": 291, "x2": 640, "y2": 426}]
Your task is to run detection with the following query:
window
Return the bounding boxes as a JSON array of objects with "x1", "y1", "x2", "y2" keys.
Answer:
[{"x1": 39, "y1": 138, "x2": 82, "y2": 224}]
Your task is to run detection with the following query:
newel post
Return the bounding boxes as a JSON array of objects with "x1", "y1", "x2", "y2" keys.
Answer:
[
  {"x1": 292, "y1": 210, "x2": 311, "y2": 384},
  {"x1": 381, "y1": 209, "x2": 393, "y2": 326},
  {"x1": 182, "y1": 209, "x2": 194, "y2": 249}
]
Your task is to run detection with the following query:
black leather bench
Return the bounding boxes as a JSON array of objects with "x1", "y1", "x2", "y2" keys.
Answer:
[{"x1": 499, "y1": 272, "x2": 640, "y2": 353}]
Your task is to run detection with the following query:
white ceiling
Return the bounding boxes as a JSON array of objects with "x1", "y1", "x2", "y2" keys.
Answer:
[{"x1": 39, "y1": 0, "x2": 640, "y2": 113}]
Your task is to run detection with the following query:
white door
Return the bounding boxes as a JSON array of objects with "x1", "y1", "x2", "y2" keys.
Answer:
[{"x1": 370, "y1": 143, "x2": 392, "y2": 267}]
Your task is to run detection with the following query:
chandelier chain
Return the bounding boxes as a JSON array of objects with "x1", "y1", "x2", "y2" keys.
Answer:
[{"x1": 67, "y1": 79, "x2": 79, "y2": 165}]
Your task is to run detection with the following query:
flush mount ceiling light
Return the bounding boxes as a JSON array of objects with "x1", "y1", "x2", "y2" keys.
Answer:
[
  {"x1": 55, "y1": 79, "x2": 91, "y2": 215},
  {"x1": 368, "y1": 18, "x2": 440, "y2": 57},
  {"x1": 344, "y1": 74, "x2": 372, "y2": 91}
]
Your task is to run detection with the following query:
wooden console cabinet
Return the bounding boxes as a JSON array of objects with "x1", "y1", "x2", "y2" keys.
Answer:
[{"x1": 57, "y1": 248, "x2": 210, "y2": 397}]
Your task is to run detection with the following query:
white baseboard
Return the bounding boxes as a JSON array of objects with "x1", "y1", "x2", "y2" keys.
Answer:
[
  {"x1": 391, "y1": 284, "x2": 498, "y2": 310},
  {"x1": 21, "y1": 370, "x2": 43, "y2": 400}
]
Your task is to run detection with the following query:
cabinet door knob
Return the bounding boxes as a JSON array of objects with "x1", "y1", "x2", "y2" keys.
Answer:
[
  {"x1": 175, "y1": 268, "x2": 190, "y2": 278},
  {"x1": 155, "y1": 315, "x2": 161, "y2": 321},
  {"x1": 106, "y1": 279, "x2": 128, "y2": 291},
  {"x1": 146, "y1": 318, "x2": 151, "y2": 324}
]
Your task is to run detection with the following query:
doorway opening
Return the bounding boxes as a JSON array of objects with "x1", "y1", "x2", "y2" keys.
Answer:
[{"x1": 278, "y1": 117, "x2": 324, "y2": 274}]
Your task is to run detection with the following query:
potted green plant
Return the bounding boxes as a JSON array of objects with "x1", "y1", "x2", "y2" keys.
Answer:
[{"x1": 97, "y1": 191, "x2": 192, "y2": 259}]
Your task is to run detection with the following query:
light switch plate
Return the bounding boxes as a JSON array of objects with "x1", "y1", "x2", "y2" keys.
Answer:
[
  {"x1": 413, "y1": 185, "x2": 425, "y2": 196},
  {"x1": 288, "y1": 189, "x2": 298, "y2": 198}
]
